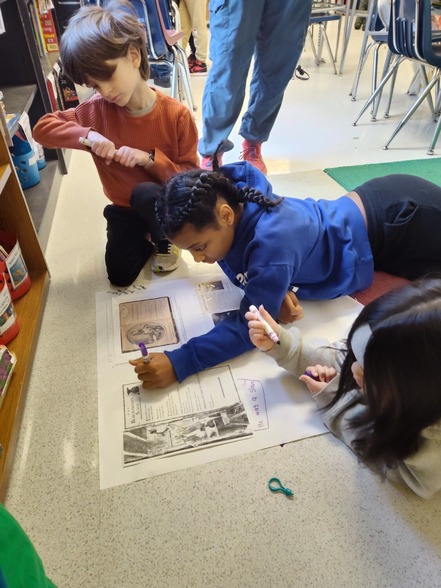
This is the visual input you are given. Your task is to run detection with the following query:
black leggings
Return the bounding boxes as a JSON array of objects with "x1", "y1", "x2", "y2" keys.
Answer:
[
  {"x1": 355, "y1": 174, "x2": 441, "y2": 279},
  {"x1": 103, "y1": 182, "x2": 164, "y2": 287}
]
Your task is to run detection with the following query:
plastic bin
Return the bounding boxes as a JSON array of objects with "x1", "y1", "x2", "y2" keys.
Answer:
[{"x1": 9, "y1": 129, "x2": 40, "y2": 189}]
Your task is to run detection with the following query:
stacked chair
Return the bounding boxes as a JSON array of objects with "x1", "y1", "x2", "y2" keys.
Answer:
[
  {"x1": 308, "y1": 2, "x2": 345, "y2": 74},
  {"x1": 339, "y1": 0, "x2": 372, "y2": 74},
  {"x1": 130, "y1": 0, "x2": 196, "y2": 111},
  {"x1": 350, "y1": 0, "x2": 395, "y2": 106},
  {"x1": 415, "y1": 0, "x2": 441, "y2": 154},
  {"x1": 353, "y1": 0, "x2": 441, "y2": 155}
]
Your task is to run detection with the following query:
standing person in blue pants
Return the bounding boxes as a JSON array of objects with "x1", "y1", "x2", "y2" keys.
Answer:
[{"x1": 199, "y1": 0, "x2": 313, "y2": 174}]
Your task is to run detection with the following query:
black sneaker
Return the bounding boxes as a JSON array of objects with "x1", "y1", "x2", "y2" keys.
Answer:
[{"x1": 354, "y1": 17, "x2": 366, "y2": 30}]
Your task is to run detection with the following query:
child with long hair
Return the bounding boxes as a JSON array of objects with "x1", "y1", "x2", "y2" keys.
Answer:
[
  {"x1": 131, "y1": 160, "x2": 441, "y2": 389},
  {"x1": 33, "y1": 0, "x2": 199, "y2": 286},
  {"x1": 246, "y1": 277, "x2": 441, "y2": 499}
]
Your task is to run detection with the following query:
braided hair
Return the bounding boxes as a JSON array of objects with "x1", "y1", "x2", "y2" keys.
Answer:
[{"x1": 155, "y1": 160, "x2": 283, "y2": 239}]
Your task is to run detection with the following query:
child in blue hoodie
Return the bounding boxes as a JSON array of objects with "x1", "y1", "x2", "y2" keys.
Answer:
[{"x1": 131, "y1": 161, "x2": 441, "y2": 388}]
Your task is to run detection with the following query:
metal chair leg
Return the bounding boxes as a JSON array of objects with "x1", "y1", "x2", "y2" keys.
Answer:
[
  {"x1": 351, "y1": 40, "x2": 376, "y2": 101},
  {"x1": 177, "y1": 61, "x2": 195, "y2": 112},
  {"x1": 382, "y1": 59, "x2": 400, "y2": 118},
  {"x1": 174, "y1": 44, "x2": 197, "y2": 112},
  {"x1": 418, "y1": 65, "x2": 436, "y2": 118},
  {"x1": 372, "y1": 49, "x2": 394, "y2": 118},
  {"x1": 427, "y1": 111, "x2": 441, "y2": 155},
  {"x1": 170, "y1": 57, "x2": 179, "y2": 100},
  {"x1": 350, "y1": 0, "x2": 378, "y2": 97},
  {"x1": 370, "y1": 43, "x2": 382, "y2": 116},
  {"x1": 319, "y1": 23, "x2": 338, "y2": 74},
  {"x1": 383, "y1": 72, "x2": 440, "y2": 150},
  {"x1": 338, "y1": 0, "x2": 356, "y2": 75},
  {"x1": 308, "y1": 28, "x2": 321, "y2": 66},
  {"x1": 353, "y1": 56, "x2": 405, "y2": 126}
]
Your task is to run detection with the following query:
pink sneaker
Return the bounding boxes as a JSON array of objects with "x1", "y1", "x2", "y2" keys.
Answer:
[
  {"x1": 188, "y1": 53, "x2": 196, "y2": 68},
  {"x1": 240, "y1": 140, "x2": 267, "y2": 175},
  {"x1": 189, "y1": 58, "x2": 207, "y2": 75},
  {"x1": 200, "y1": 153, "x2": 223, "y2": 171}
]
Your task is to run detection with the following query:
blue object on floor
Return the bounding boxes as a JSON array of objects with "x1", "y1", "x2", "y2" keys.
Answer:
[{"x1": 268, "y1": 477, "x2": 294, "y2": 497}]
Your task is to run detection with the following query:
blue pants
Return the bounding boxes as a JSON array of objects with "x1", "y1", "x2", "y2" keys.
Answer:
[{"x1": 198, "y1": 0, "x2": 313, "y2": 156}]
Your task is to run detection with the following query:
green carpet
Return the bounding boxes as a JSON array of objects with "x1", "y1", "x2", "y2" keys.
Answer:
[{"x1": 324, "y1": 158, "x2": 441, "y2": 191}]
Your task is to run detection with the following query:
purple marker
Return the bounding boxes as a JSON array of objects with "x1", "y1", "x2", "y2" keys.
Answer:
[
  {"x1": 138, "y1": 342, "x2": 150, "y2": 363},
  {"x1": 304, "y1": 370, "x2": 320, "y2": 382}
]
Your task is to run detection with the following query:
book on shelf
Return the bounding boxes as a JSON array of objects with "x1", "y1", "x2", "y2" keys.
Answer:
[
  {"x1": 0, "y1": 107, "x2": 10, "y2": 147},
  {"x1": 0, "y1": 109, "x2": 20, "y2": 147},
  {"x1": 6, "y1": 113, "x2": 21, "y2": 134},
  {"x1": 0, "y1": 345, "x2": 16, "y2": 410},
  {"x1": 46, "y1": 71, "x2": 63, "y2": 111},
  {"x1": 37, "y1": 3, "x2": 59, "y2": 53},
  {"x1": 28, "y1": 0, "x2": 46, "y2": 58},
  {"x1": 27, "y1": 0, "x2": 59, "y2": 56},
  {"x1": 57, "y1": 60, "x2": 80, "y2": 108},
  {"x1": 3, "y1": 113, "x2": 21, "y2": 146},
  {"x1": 52, "y1": 61, "x2": 65, "y2": 109},
  {"x1": 47, "y1": 61, "x2": 79, "y2": 111}
]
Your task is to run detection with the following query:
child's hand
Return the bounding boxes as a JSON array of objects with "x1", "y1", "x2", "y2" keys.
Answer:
[
  {"x1": 299, "y1": 364, "x2": 337, "y2": 394},
  {"x1": 129, "y1": 353, "x2": 177, "y2": 389},
  {"x1": 278, "y1": 291, "x2": 303, "y2": 324},
  {"x1": 246, "y1": 305, "x2": 281, "y2": 352},
  {"x1": 114, "y1": 146, "x2": 153, "y2": 169},
  {"x1": 86, "y1": 131, "x2": 116, "y2": 165}
]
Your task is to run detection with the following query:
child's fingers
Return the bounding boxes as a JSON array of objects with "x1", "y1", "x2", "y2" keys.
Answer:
[
  {"x1": 292, "y1": 304, "x2": 304, "y2": 320},
  {"x1": 304, "y1": 365, "x2": 337, "y2": 383},
  {"x1": 257, "y1": 304, "x2": 277, "y2": 327},
  {"x1": 249, "y1": 329, "x2": 268, "y2": 343},
  {"x1": 250, "y1": 330, "x2": 267, "y2": 341},
  {"x1": 299, "y1": 374, "x2": 327, "y2": 394},
  {"x1": 245, "y1": 313, "x2": 268, "y2": 332},
  {"x1": 303, "y1": 368, "x2": 321, "y2": 382},
  {"x1": 129, "y1": 358, "x2": 145, "y2": 367},
  {"x1": 277, "y1": 295, "x2": 303, "y2": 324},
  {"x1": 249, "y1": 328, "x2": 274, "y2": 351},
  {"x1": 246, "y1": 308, "x2": 280, "y2": 349}
]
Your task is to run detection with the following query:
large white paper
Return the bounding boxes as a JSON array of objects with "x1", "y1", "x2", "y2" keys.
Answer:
[{"x1": 97, "y1": 272, "x2": 362, "y2": 489}]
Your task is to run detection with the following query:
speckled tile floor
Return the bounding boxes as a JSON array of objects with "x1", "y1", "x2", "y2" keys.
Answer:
[{"x1": 4, "y1": 24, "x2": 441, "y2": 588}]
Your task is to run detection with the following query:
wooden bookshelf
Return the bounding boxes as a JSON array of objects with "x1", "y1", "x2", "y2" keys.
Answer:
[
  {"x1": 0, "y1": 0, "x2": 67, "y2": 249},
  {"x1": 0, "y1": 123, "x2": 50, "y2": 501}
]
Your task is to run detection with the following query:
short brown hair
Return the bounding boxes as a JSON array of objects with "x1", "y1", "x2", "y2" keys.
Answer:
[{"x1": 60, "y1": 0, "x2": 150, "y2": 85}]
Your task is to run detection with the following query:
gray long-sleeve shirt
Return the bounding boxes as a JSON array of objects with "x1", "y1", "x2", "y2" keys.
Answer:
[{"x1": 268, "y1": 328, "x2": 441, "y2": 499}]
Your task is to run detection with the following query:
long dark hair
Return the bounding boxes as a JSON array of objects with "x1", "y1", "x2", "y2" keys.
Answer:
[
  {"x1": 334, "y1": 276, "x2": 441, "y2": 470},
  {"x1": 155, "y1": 166, "x2": 283, "y2": 239}
]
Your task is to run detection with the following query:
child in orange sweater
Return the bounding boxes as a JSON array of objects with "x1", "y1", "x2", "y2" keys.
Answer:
[{"x1": 34, "y1": 0, "x2": 199, "y2": 286}]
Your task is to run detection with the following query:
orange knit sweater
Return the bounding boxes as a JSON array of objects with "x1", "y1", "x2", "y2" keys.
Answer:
[{"x1": 33, "y1": 89, "x2": 199, "y2": 207}]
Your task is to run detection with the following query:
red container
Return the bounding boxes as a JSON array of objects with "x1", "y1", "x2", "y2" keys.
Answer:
[
  {"x1": 0, "y1": 231, "x2": 31, "y2": 300},
  {"x1": 0, "y1": 274, "x2": 19, "y2": 345}
]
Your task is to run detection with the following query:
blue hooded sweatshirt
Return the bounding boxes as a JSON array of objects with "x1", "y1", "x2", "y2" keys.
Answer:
[{"x1": 165, "y1": 161, "x2": 373, "y2": 382}]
